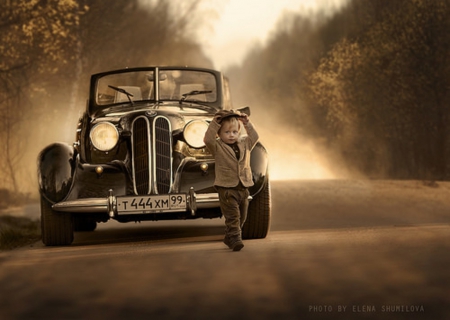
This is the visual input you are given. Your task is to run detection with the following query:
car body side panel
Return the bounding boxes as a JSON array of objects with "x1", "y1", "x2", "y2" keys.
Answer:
[
  {"x1": 174, "y1": 142, "x2": 269, "y2": 197},
  {"x1": 249, "y1": 142, "x2": 269, "y2": 196},
  {"x1": 64, "y1": 159, "x2": 129, "y2": 200},
  {"x1": 174, "y1": 159, "x2": 217, "y2": 193}
]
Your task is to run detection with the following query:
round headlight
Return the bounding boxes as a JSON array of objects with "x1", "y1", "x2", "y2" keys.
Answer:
[
  {"x1": 90, "y1": 122, "x2": 119, "y2": 151},
  {"x1": 184, "y1": 120, "x2": 209, "y2": 148}
]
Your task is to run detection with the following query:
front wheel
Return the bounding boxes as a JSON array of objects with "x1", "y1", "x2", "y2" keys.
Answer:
[
  {"x1": 242, "y1": 178, "x2": 271, "y2": 239},
  {"x1": 41, "y1": 196, "x2": 74, "y2": 246}
]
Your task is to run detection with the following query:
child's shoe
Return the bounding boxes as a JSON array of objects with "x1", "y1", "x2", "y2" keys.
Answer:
[{"x1": 231, "y1": 240, "x2": 244, "y2": 251}]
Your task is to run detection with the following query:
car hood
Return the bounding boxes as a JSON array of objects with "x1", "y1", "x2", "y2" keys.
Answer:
[{"x1": 91, "y1": 102, "x2": 216, "y2": 133}]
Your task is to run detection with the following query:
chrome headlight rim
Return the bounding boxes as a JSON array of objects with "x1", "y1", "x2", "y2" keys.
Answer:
[
  {"x1": 89, "y1": 122, "x2": 119, "y2": 151},
  {"x1": 183, "y1": 120, "x2": 209, "y2": 149}
]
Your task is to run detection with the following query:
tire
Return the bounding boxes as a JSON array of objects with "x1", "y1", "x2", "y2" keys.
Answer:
[
  {"x1": 41, "y1": 195, "x2": 74, "y2": 246},
  {"x1": 242, "y1": 178, "x2": 271, "y2": 239},
  {"x1": 74, "y1": 217, "x2": 97, "y2": 232}
]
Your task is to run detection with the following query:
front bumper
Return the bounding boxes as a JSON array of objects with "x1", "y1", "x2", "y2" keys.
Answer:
[{"x1": 52, "y1": 188, "x2": 222, "y2": 217}]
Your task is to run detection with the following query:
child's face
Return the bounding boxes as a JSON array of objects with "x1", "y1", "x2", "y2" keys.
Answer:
[{"x1": 218, "y1": 119, "x2": 240, "y2": 144}]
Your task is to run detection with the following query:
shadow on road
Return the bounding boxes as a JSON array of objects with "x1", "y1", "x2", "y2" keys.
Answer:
[{"x1": 72, "y1": 220, "x2": 225, "y2": 247}]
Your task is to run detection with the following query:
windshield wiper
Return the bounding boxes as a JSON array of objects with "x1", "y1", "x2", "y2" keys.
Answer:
[
  {"x1": 179, "y1": 90, "x2": 212, "y2": 105},
  {"x1": 108, "y1": 85, "x2": 134, "y2": 105}
]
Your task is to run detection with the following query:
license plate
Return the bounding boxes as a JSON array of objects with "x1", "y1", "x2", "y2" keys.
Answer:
[{"x1": 116, "y1": 194, "x2": 187, "y2": 214}]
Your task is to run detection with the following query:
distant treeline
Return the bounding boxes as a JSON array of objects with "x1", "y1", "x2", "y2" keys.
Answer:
[{"x1": 229, "y1": 0, "x2": 450, "y2": 180}]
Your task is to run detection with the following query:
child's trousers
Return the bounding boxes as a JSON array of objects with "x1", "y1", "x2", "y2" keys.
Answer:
[{"x1": 217, "y1": 186, "x2": 249, "y2": 242}]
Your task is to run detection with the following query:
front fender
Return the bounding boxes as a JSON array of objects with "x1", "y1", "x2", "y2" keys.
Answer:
[
  {"x1": 37, "y1": 142, "x2": 75, "y2": 203},
  {"x1": 249, "y1": 142, "x2": 269, "y2": 196}
]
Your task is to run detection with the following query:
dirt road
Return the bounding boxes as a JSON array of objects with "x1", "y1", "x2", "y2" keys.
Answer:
[{"x1": 0, "y1": 180, "x2": 449, "y2": 320}]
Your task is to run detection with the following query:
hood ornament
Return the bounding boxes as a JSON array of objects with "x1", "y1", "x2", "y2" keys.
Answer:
[{"x1": 145, "y1": 110, "x2": 157, "y2": 117}]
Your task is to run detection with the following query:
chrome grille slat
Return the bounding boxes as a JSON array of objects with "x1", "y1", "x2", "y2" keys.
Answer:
[
  {"x1": 153, "y1": 116, "x2": 172, "y2": 194},
  {"x1": 132, "y1": 117, "x2": 151, "y2": 195}
]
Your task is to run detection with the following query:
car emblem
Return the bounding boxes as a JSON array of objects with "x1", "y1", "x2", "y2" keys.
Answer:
[{"x1": 146, "y1": 110, "x2": 157, "y2": 117}]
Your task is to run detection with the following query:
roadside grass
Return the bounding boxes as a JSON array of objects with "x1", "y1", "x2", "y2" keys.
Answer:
[{"x1": 0, "y1": 215, "x2": 41, "y2": 250}]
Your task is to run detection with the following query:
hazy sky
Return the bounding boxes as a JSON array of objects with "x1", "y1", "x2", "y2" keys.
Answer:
[{"x1": 198, "y1": 0, "x2": 348, "y2": 70}]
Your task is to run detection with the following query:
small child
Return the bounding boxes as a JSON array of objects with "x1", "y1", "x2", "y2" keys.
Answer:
[{"x1": 203, "y1": 109, "x2": 259, "y2": 251}]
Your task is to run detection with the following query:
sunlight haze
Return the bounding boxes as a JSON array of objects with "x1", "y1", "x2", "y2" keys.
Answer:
[
  {"x1": 196, "y1": 0, "x2": 350, "y2": 180},
  {"x1": 199, "y1": 0, "x2": 347, "y2": 69}
]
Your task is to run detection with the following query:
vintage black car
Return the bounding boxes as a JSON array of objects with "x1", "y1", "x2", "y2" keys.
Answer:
[{"x1": 37, "y1": 66, "x2": 271, "y2": 246}]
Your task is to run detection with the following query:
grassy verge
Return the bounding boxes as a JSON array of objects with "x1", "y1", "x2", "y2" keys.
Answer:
[{"x1": 0, "y1": 215, "x2": 41, "y2": 250}]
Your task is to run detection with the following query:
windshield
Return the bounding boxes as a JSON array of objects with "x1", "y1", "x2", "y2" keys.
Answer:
[{"x1": 96, "y1": 69, "x2": 217, "y2": 106}]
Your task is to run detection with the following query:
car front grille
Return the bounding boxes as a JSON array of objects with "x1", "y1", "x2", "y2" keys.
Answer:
[
  {"x1": 132, "y1": 116, "x2": 172, "y2": 195},
  {"x1": 154, "y1": 117, "x2": 172, "y2": 194}
]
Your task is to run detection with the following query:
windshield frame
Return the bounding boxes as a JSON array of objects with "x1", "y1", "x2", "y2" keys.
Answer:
[{"x1": 88, "y1": 66, "x2": 224, "y2": 117}]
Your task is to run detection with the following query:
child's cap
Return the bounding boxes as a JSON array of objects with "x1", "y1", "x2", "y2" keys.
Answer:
[{"x1": 215, "y1": 109, "x2": 242, "y2": 122}]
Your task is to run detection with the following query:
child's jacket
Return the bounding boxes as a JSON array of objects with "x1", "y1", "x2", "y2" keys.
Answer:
[{"x1": 204, "y1": 120, "x2": 259, "y2": 188}]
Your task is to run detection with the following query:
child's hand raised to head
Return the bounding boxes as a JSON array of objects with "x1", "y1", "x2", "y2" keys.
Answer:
[
  {"x1": 239, "y1": 114, "x2": 249, "y2": 125},
  {"x1": 213, "y1": 114, "x2": 222, "y2": 124}
]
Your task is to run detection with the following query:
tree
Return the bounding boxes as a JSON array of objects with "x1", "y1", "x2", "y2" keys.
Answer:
[
  {"x1": 308, "y1": 0, "x2": 450, "y2": 178},
  {"x1": 230, "y1": 0, "x2": 450, "y2": 179},
  {"x1": 0, "y1": 0, "x2": 86, "y2": 192}
]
